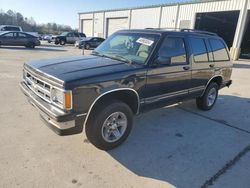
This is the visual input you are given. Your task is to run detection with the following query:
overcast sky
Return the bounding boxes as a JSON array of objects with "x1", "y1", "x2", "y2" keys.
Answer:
[{"x1": 0, "y1": 0, "x2": 189, "y2": 29}]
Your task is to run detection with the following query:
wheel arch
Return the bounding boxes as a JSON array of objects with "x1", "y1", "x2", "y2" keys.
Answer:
[
  {"x1": 201, "y1": 75, "x2": 223, "y2": 96},
  {"x1": 83, "y1": 88, "x2": 140, "y2": 127}
]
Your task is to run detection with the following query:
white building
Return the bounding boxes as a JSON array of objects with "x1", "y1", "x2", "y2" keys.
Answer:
[{"x1": 78, "y1": 0, "x2": 250, "y2": 60}]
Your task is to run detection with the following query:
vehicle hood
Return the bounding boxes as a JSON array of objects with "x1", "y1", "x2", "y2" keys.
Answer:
[{"x1": 24, "y1": 55, "x2": 143, "y2": 87}]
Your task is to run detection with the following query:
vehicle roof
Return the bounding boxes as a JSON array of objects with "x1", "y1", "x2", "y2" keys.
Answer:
[
  {"x1": 0, "y1": 25, "x2": 21, "y2": 27},
  {"x1": 0, "y1": 31, "x2": 36, "y2": 36},
  {"x1": 117, "y1": 28, "x2": 221, "y2": 39}
]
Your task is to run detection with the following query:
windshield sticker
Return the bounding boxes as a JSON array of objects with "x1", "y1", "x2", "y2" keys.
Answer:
[{"x1": 136, "y1": 38, "x2": 154, "y2": 46}]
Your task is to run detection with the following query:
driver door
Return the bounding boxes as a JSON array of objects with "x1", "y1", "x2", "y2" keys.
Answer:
[{"x1": 144, "y1": 36, "x2": 191, "y2": 105}]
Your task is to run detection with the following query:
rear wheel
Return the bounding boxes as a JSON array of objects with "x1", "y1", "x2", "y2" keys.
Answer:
[
  {"x1": 85, "y1": 100, "x2": 133, "y2": 150},
  {"x1": 196, "y1": 82, "x2": 219, "y2": 111},
  {"x1": 26, "y1": 42, "x2": 35, "y2": 48}
]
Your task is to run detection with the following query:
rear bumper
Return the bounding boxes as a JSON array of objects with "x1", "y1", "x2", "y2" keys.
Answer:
[
  {"x1": 20, "y1": 81, "x2": 86, "y2": 136},
  {"x1": 221, "y1": 80, "x2": 232, "y2": 88}
]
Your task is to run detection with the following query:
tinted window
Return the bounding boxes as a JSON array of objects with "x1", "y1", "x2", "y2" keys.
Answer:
[
  {"x1": 67, "y1": 33, "x2": 73, "y2": 37},
  {"x1": 73, "y1": 33, "x2": 79, "y2": 37},
  {"x1": 2, "y1": 26, "x2": 20, "y2": 31},
  {"x1": 190, "y1": 38, "x2": 209, "y2": 62},
  {"x1": 2, "y1": 32, "x2": 15, "y2": 37},
  {"x1": 18, "y1": 33, "x2": 27, "y2": 38},
  {"x1": 79, "y1": 33, "x2": 86, "y2": 37},
  {"x1": 209, "y1": 39, "x2": 230, "y2": 61},
  {"x1": 158, "y1": 37, "x2": 187, "y2": 65}
]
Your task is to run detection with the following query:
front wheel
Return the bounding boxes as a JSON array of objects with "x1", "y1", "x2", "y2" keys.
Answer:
[
  {"x1": 196, "y1": 82, "x2": 219, "y2": 111},
  {"x1": 84, "y1": 44, "x2": 90, "y2": 50},
  {"x1": 60, "y1": 40, "x2": 66, "y2": 45},
  {"x1": 85, "y1": 100, "x2": 133, "y2": 150}
]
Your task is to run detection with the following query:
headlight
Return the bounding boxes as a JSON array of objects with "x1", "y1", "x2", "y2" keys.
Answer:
[{"x1": 51, "y1": 88, "x2": 72, "y2": 110}]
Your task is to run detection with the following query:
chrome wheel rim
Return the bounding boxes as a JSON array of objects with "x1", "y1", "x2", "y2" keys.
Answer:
[
  {"x1": 207, "y1": 87, "x2": 217, "y2": 106},
  {"x1": 101, "y1": 112, "x2": 127, "y2": 143}
]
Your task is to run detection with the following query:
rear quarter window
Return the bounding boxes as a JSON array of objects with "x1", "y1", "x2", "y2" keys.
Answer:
[
  {"x1": 209, "y1": 39, "x2": 230, "y2": 61},
  {"x1": 190, "y1": 38, "x2": 209, "y2": 62}
]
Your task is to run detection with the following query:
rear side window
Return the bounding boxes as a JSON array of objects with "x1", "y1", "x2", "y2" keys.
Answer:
[
  {"x1": 209, "y1": 39, "x2": 230, "y2": 61},
  {"x1": 190, "y1": 38, "x2": 209, "y2": 62},
  {"x1": 158, "y1": 37, "x2": 187, "y2": 65}
]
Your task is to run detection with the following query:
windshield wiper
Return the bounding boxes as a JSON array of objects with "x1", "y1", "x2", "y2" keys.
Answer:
[
  {"x1": 92, "y1": 52, "x2": 133, "y2": 64},
  {"x1": 113, "y1": 55, "x2": 133, "y2": 64}
]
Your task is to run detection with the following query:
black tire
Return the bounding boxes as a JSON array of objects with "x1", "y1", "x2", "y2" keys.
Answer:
[
  {"x1": 84, "y1": 44, "x2": 90, "y2": 50},
  {"x1": 85, "y1": 100, "x2": 133, "y2": 150},
  {"x1": 60, "y1": 40, "x2": 66, "y2": 45},
  {"x1": 196, "y1": 82, "x2": 219, "y2": 111},
  {"x1": 26, "y1": 42, "x2": 35, "y2": 48}
]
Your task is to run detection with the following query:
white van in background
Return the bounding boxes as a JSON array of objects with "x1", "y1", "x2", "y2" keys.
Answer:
[
  {"x1": 0, "y1": 25, "x2": 22, "y2": 32},
  {"x1": 0, "y1": 25, "x2": 39, "y2": 37}
]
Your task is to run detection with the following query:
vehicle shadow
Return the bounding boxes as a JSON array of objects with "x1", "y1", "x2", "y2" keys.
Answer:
[
  {"x1": 108, "y1": 95, "x2": 250, "y2": 188},
  {"x1": 0, "y1": 46, "x2": 67, "y2": 52}
]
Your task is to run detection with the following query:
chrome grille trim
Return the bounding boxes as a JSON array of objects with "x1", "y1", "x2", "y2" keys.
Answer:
[{"x1": 24, "y1": 70, "x2": 52, "y2": 103}]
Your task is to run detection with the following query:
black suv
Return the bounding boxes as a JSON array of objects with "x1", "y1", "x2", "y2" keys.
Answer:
[
  {"x1": 20, "y1": 29, "x2": 232, "y2": 150},
  {"x1": 54, "y1": 32, "x2": 86, "y2": 45}
]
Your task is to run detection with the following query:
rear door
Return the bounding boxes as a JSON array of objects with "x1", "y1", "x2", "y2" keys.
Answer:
[
  {"x1": 17, "y1": 32, "x2": 29, "y2": 45},
  {"x1": 66, "y1": 33, "x2": 74, "y2": 43},
  {"x1": 0, "y1": 32, "x2": 16, "y2": 45},
  {"x1": 188, "y1": 36, "x2": 215, "y2": 96},
  {"x1": 144, "y1": 36, "x2": 191, "y2": 105},
  {"x1": 208, "y1": 38, "x2": 231, "y2": 78}
]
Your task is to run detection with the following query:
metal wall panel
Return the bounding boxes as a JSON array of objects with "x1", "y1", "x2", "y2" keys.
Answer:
[
  {"x1": 80, "y1": 13, "x2": 93, "y2": 20},
  {"x1": 105, "y1": 10, "x2": 130, "y2": 18},
  {"x1": 93, "y1": 12, "x2": 104, "y2": 37},
  {"x1": 131, "y1": 7, "x2": 161, "y2": 29},
  {"x1": 82, "y1": 19, "x2": 93, "y2": 37},
  {"x1": 160, "y1": 5, "x2": 178, "y2": 28}
]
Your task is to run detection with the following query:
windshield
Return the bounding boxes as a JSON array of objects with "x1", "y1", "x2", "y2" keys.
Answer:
[
  {"x1": 60, "y1": 32, "x2": 68, "y2": 36},
  {"x1": 93, "y1": 32, "x2": 160, "y2": 64}
]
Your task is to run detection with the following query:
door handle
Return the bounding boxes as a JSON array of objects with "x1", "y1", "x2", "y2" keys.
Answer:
[
  {"x1": 209, "y1": 64, "x2": 214, "y2": 68},
  {"x1": 183, "y1": 66, "x2": 190, "y2": 70}
]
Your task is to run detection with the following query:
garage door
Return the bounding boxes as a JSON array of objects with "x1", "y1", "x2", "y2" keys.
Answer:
[
  {"x1": 107, "y1": 17, "x2": 128, "y2": 37},
  {"x1": 82, "y1": 19, "x2": 93, "y2": 37}
]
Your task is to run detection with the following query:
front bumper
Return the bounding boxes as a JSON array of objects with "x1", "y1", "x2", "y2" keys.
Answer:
[{"x1": 20, "y1": 81, "x2": 86, "y2": 135}]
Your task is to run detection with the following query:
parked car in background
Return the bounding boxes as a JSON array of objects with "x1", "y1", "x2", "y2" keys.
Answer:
[
  {"x1": 0, "y1": 31, "x2": 40, "y2": 48},
  {"x1": 55, "y1": 32, "x2": 86, "y2": 45},
  {"x1": 20, "y1": 29, "x2": 232, "y2": 150},
  {"x1": 75, "y1": 37, "x2": 105, "y2": 49},
  {"x1": 48, "y1": 35, "x2": 57, "y2": 43},
  {"x1": 0, "y1": 25, "x2": 22, "y2": 32}
]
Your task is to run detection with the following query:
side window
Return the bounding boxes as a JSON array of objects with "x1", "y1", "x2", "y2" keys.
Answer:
[
  {"x1": 73, "y1": 33, "x2": 79, "y2": 37},
  {"x1": 67, "y1": 33, "x2": 73, "y2": 37},
  {"x1": 18, "y1": 33, "x2": 27, "y2": 38},
  {"x1": 2, "y1": 32, "x2": 14, "y2": 37},
  {"x1": 209, "y1": 39, "x2": 230, "y2": 61},
  {"x1": 158, "y1": 37, "x2": 187, "y2": 65},
  {"x1": 190, "y1": 38, "x2": 209, "y2": 62}
]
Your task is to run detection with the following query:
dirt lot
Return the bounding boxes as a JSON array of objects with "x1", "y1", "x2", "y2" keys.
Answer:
[{"x1": 0, "y1": 42, "x2": 250, "y2": 188}]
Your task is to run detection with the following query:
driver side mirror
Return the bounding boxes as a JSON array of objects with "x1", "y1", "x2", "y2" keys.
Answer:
[{"x1": 152, "y1": 56, "x2": 171, "y2": 67}]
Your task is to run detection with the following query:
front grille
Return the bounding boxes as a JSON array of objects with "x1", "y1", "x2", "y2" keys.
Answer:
[{"x1": 24, "y1": 70, "x2": 52, "y2": 103}]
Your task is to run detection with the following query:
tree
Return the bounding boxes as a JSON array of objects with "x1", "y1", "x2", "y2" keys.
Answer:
[{"x1": 0, "y1": 9, "x2": 74, "y2": 34}]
